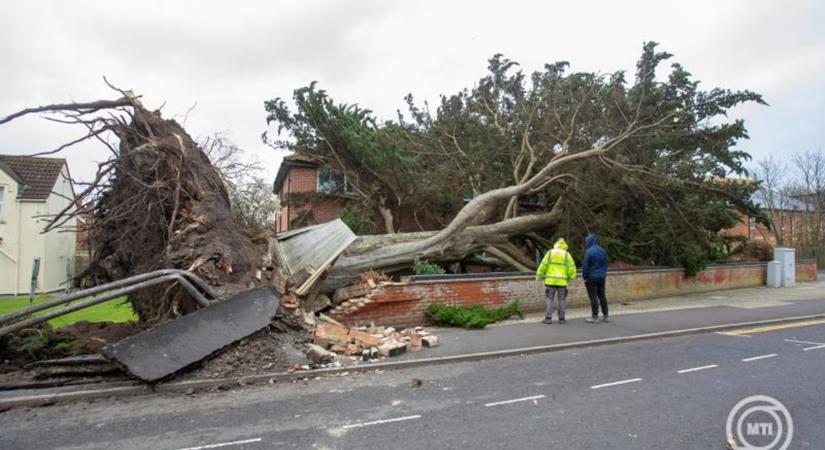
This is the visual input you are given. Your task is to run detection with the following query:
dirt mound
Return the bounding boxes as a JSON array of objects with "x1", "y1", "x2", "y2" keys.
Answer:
[{"x1": 183, "y1": 328, "x2": 310, "y2": 380}]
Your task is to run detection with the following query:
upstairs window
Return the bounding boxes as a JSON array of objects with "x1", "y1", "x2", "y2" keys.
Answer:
[{"x1": 317, "y1": 167, "x2": 351, "y2": 194}]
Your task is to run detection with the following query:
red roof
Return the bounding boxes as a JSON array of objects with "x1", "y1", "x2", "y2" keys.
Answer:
[{"x1": 0, "y1": 155, "x2": 67, "y2": 201}]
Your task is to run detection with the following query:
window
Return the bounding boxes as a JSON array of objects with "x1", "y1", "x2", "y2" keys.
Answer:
[
  {"x1": 0, "y1": 186, "x2": 4, "y2": 221},
  {"x1": 317, "y1": 167, "x2": 351, "y2": 194}
]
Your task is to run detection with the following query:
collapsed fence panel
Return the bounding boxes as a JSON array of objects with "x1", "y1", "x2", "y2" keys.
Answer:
[{"x1": 101, "y1": 288, "x2": 280, "y2": 382}]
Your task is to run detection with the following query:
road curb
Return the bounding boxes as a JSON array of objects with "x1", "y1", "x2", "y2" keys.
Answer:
[{"x1": 3, "y1": 312, "x2": 825, "y2": 409}]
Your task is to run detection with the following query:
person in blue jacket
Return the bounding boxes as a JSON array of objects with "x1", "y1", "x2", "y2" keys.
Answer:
[{"x1": 582, "y1": 233, "x2": 609, "y2": 323}]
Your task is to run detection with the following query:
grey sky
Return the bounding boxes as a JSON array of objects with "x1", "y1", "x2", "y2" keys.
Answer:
[{"x1": 1, "y1": 0, "x2": 823, "y2": 182}]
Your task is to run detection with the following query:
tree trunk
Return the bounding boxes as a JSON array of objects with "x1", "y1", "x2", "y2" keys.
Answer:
[
  {"x1": 378, "y1": 203, "x2": 395, "y2": 235},
  {"x1": 326, "y1": 202, "x2": 563, "y2": 288}
]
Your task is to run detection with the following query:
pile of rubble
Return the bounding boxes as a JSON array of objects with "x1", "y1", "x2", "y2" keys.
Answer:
[{"x1": 305, "y1": 315, "x2": 439, "y2": 365}]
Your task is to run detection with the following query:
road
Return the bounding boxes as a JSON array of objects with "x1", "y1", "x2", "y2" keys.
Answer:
[{"x1": 2, "y1": 318, "x2": 824, "y2": 449}]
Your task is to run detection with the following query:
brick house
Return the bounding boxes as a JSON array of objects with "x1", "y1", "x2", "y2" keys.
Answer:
[
  {"x1": 273, "y1": 154, "x2": 432, "y2": 233},
  {"x1": 273, "y1": 154, "x2": 352, "y2": 232},
  {"x1": 722, "y1": 186, "x2": 823, "y2": 247}
]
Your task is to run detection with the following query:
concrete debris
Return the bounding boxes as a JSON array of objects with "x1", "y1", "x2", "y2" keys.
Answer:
[
  {"x1": 313, "y1": 319, "x2": 350, "y2": 349},
  {"x1": 378, "y1": 340, "x2": 408, "y2": 357},
  {"x1": 305, "y1": 344, "x2": 337, "y2": 364},
  {"x1": 306, "y1": 320, "x2": 438, "y2": 363},
  {"x1": 348, "y1": 329, "x2": 380, "y2": 348}
]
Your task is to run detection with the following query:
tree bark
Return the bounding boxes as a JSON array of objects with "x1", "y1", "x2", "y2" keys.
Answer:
[{"x1": 378, "y1": 203, "x2": 395, "y2": 235}]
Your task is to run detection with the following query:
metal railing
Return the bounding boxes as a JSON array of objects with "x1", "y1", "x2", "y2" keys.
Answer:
[{"x1": 0, "y1": 269, "x2": 218, "y2": 337}]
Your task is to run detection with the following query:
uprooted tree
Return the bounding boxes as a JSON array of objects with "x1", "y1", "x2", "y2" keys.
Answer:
[
  {"x1": 265, "y1": 42, "x2": 766, "y2": 281},
  {"x1": 0, "y1": 87, "x2": 260, "y2": 321}
]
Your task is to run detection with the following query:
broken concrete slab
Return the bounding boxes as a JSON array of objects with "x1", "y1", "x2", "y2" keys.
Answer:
[{"x1": 101, "y1": 288, "x2": 279, "y2": 382}]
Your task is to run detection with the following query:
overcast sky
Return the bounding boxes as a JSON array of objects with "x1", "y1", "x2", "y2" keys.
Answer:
[{"x1": 1, "y1": 0, "x2": 823, "y2": 182}]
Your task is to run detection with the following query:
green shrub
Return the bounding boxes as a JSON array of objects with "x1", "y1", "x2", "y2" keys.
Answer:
[
  {"x1": 413, "y1": 257, "x2": 446, "y2": 275},
  {"x1": 425, "y1": 301, "x2": 523, "y2": 329}
]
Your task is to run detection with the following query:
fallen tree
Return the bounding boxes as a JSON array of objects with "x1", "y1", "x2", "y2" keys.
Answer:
[
  {"x1": 266, "y1": 42, "x2": 765, "y2": 281},
  {"x1": 0, "y1": 86, "x2": 261, "y2": 321}
]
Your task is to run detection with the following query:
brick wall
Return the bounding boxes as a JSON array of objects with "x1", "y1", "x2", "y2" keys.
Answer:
[{"x1": 330, "y1": 260, "x2": 819, "y2": 327}]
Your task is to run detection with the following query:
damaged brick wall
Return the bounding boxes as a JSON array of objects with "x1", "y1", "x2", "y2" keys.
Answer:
[{"x1": 330, "y1": 261, "x2": 819, "y2": 328}]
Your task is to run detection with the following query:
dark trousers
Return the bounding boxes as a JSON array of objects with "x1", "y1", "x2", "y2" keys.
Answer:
[
  {"x1": 585, "y1": 278, "x2": 608, "y2": 317},
  {"x1": 545, "y1": 286, "x2": 567, "y2": 320}
]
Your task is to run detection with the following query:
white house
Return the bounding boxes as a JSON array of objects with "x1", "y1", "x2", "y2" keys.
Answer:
[{"x1": 0, "y1": 155, "x2": 76, "y2": 295}]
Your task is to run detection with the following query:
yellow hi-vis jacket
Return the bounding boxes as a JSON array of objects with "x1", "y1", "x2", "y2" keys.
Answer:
[{"x1": 536, "y1": 242, "x2": 577, "y2": 287}]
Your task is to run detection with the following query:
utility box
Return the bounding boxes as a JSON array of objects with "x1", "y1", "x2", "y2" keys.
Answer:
[
  {"x1": 766, "y1": 261, "x2": 782, "y2": 288},
  {"x1": 773, "y1": 247, "x2": 796, "y2": 287}
]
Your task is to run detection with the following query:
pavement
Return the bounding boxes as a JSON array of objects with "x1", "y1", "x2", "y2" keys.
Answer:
[
  {"x1": 2, "y1": 305, "x2": 825, "y2": 448},
  {"x1": 395, "y1": 279, "x2": 825, "y2": 361}
]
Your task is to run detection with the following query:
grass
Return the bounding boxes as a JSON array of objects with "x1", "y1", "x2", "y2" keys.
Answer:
[{"x1": 0, "y1": 294, "x2": 137, "y2": 329}]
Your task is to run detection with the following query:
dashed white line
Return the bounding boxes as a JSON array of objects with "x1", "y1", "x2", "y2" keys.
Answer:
[
  {"x1": 485, "y1": 395, "x2": 545, "y2": 407},
  {"x1": 742, "y1": 354, "x2": 777, "y2": 362},
  {"x1": 677, "y1": 364, "x2": 718, "y2": 374},
  {"x1": 784, "y1": 338, "x2": 825, "y2": 351},
  {"x1": 342, "y1": 415, "x2": 422, "y2": 429},
  {"x1": 176, "y1": 438, "x2": 262, "y2": 450},
  {"x1": 590, "y1": 378, "x2": 642, "y2": 390}
]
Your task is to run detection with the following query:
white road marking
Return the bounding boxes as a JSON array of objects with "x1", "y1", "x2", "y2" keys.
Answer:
[
  {"x1": 803, "y1": 345, "x2": 825, "y2": 351},
  {"x1": 742, "y1": 354, "x2": 777, "y2": 362},
  {"x1": 484, "y1": 395, "x2": 545, "y2": 407},
  {"x1": 784, "y1": 338, "x2": 825, "y2": 350},
  {"x1": 677, "y1": 364, "x2": 718, "y2": 374},
  {"x1": 342, "y1": 415, "x2": 422, "y2": 429},
  {"x1": 590, "y1": 378, "x2": 642, "y2": 389},
  {"x1": 176, "y1": 438, "x2": 263, "y2": 450}
]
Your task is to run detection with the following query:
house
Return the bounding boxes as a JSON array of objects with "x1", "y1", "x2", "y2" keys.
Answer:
[
  {"x1": 0, "y1": 155, "x2": 76, "y2": 295},
  {"x1": 273, "y1": 154, "x2": 428, "y2": 233},
  {"x1": 273, "y1": 154, "x2": 350, "y2": 233}
]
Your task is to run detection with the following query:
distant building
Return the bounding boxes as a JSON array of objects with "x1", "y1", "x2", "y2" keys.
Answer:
[
  {"x1": 725, "y1": 195, "x2": 824, "y2": 246},
  {"x1": 0, "y1": 155, "x2": 76, "y2": 295}
]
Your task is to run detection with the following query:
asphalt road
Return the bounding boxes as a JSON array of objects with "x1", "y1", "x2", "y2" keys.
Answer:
[{"x1": 2, "y1": 316, "x2": 824, "y2": 449}]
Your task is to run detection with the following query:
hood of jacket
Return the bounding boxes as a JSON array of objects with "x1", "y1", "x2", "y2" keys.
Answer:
[
  {"x1": 554, "y1": 238, "x2": 569, "y2": 250},
  {"x1": 585, "y1": 233, "x2": 599, "y2": 248}
]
